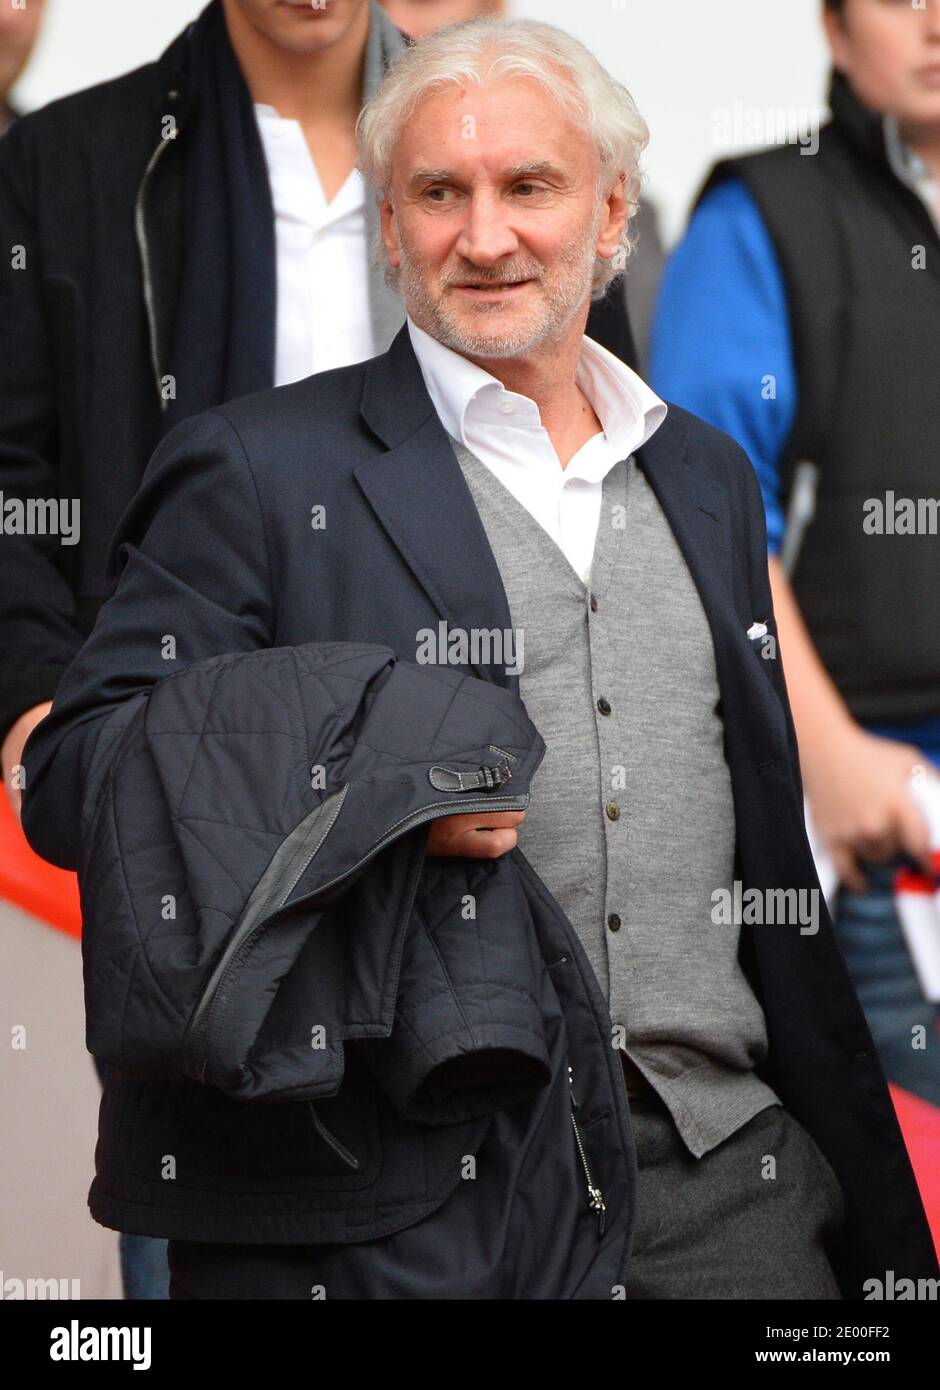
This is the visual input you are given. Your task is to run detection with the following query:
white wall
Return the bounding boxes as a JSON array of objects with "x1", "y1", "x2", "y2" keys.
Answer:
[{"x1": 11, "y1": 0, "x2": 833, "y2": 245}]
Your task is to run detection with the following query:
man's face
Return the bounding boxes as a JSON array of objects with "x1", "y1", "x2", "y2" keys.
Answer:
[
  {"x1": 380, "y1": 75, "x2": 626, "y2": 360},
  {"x1": 227, "y1": 0, "x2": 369, "y2": 55},
  {"x1": 379, "y1": 0, "x2": 503, "y2": 41},
  {"x1": 825, "y1": 0, "x2": 940, "y2": 125},
  {"x1": 0, "y1": 0, "x2": 46, "y2": 102}
]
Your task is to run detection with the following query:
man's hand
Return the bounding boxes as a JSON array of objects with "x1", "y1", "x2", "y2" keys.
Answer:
[
  {"x1": 1, "y1": 700, "x2": 53, "y2": 821},
  {"x1": 765, "y1": 555, "x2": 934, "y2": 894},
  {"x1": 426, "y1": 809, "x2": 527, "y2": 858},
  {"x1": 802, "y1": 725, "x2": 935, "y2": 894}
]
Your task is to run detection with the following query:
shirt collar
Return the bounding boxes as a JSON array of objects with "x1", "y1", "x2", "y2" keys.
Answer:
[
  {"x1": 883, "y1": 114, "x2": 940, "y2": 228},
  {"x1": 406, "y1": 313, "x2": 667, "y2": 462},
  {"x1": 254, "y1": 103, "x2": 365, "y2": 227}
]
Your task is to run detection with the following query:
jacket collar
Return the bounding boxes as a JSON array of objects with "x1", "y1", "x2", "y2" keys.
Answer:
[
  {"x1": 827, "y1": 67, "x2": 889, "y2": 168},
  {"x1": 152, "y1": 7, "x2": 201, "y2": 119}
]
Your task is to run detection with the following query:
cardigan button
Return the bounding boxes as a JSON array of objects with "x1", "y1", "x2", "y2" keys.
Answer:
[
  {"x1": 606, "y1": 801, "x2": 620, "y2": 822},
  {"x1": 597, "y1": 697, "x2": 611, "y2": 716},
  {"x1": 607, "y1": 913, "x2": 621, "y2": 932},
  {"x1": 590, "y1": 592, "x2": 598, "y2": 612}
]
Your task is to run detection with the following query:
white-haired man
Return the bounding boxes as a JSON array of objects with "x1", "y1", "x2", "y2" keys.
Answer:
[{"x1": 22, "y1": 17, "x2": 938, "y2": 1299}]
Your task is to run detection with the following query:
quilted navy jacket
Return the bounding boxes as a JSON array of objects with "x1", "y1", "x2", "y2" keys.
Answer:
[{"x1": 32, "y1": 639, "x2": 637, "y2": 1297}]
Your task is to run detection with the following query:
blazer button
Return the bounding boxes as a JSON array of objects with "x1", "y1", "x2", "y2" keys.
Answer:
[
  {"x1": 606, "y1": 801, "x2": 620, "y2": 821},
  {"x1": 607, "y1": 913, "x2": 621, "y2": 932},
  {"x1": 597, "y1": 697, "x2": 611, "y2": 716}
]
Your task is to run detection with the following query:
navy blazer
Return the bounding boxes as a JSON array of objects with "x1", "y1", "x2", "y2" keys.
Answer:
[{"x1": 23, "y1": 321, "x2": 939, "y2": 1290}]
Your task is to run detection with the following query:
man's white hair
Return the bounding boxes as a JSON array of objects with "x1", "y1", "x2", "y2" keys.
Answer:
[{"x1": 356, "y1": 16, "x2": 649, "y2": 299}]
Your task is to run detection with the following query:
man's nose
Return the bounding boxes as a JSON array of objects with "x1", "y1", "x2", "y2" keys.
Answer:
[{"x1": 453, "y1": 190, "x2": 520, "y2": 267}]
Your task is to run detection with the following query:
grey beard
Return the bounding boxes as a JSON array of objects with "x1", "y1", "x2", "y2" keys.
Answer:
[{"x1": 397, "y1": 212, "x2": 603, "y2": 359}]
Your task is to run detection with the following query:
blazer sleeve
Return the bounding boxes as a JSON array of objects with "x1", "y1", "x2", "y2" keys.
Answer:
[{"x1": 20, "y1": 407, "x2": 276, "y2": 869}]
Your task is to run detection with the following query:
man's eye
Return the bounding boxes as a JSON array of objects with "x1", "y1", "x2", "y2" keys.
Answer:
[{"x1": 426, "y1": 187, "x2": 455, "y2": 203}]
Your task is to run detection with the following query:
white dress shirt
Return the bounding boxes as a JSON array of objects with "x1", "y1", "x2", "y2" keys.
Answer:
[
  {"x1": 407, "y1": 315, "x2": 668, "y2": 584},
  {"x1": 254, "y1": 103, "x2": 375, "y2": 385}
]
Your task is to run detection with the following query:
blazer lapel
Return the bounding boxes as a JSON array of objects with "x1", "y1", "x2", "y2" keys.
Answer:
[
  {"x1": 635, "y1": 419, "x2": 790, "y2": 765},
  {"x1": 355, "y1": 326, "x2": 517, "y2": 689}
]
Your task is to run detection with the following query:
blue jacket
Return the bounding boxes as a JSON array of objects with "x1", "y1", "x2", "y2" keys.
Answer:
[{"x1": 21, "y1": 323, "x2": 938, "y2": 1298}]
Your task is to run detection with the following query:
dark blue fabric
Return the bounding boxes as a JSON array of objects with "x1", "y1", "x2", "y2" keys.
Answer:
[
  {"x1": 164, "y1": 0, "x2": 275, "y2": 427},
  {"x1": 94, "y1": 1058, "x2": 169, "y2": 1300}
]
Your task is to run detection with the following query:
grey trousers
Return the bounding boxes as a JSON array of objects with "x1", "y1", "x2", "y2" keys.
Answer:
[{"x1": 624, "y1": 1090, "x2": 845, "y2": 1299}]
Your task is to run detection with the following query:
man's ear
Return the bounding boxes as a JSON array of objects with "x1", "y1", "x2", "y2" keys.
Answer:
[
  {"x1": 380, "y1": 196, "x2": 401, "y2": 270},
  {"x1": 595, "y1": 172, "x2": 630, "y2": 263}
]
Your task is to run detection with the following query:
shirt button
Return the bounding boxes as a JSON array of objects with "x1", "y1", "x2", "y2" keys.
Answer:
[
  {"x1": 597, "y1": 697, "x2": 611, "y2": 716},
  {"x1": 606, "y1": 801, "x2": 620, "y2": 822},
  {"x1": 590, "y1": 593, "x2": 598, "y2": 612},
  {"x1": 499, "y1": 398, "x2": 514, "y2": 414},
  {"x1": 607, "y1": 913, "x2": 621, "y2": 932}
]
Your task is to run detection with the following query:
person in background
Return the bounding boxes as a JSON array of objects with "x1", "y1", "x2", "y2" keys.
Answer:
[
  {"x1": 0, "y1": 0, "x2": 46, "y2": 135},
  {"x1": 651, "y1": 0, "x2": 940, "y2": 1106},
  {"x1": 380, "y1": 0, "x2": 501, "y2": 37}
]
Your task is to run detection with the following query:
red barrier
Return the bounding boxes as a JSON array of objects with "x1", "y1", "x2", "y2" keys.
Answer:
[
  {"x1": 0, "y1": 790, "x2": 81, "y2": 937},
  {"x1": 889, "y1": 1083, "x2": 940, "y2": 1261}
]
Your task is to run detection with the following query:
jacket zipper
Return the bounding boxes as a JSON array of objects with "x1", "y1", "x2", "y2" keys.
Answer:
[
  {"x1": 134, "y1": 133, "x2": 178, "y2": 410},
  {"x1": 568, "y1": 1063, "x2": 606, "y2": 1235},
  {"x1": 185, "y1": 788, "x2": 530, "y2": 1085},
  {"x1": 308, "y1": 1101, "x2": 361, "y2": 1171}
]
